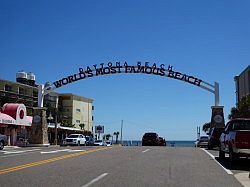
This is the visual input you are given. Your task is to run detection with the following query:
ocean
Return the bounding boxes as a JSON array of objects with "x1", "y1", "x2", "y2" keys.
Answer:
[{"x1": 116, "y1": 140, "x2": 196, "y2": 147}]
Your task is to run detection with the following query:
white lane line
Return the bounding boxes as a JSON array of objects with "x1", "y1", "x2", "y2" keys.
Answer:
[
  {"x1": 81, "y1": 173, "x2": 109, "y2": 187},
  {"x1": 142, "y1": 149, "x2": 150, "y2": 153},
  {"x1": 1, "y1": 149, "x2": 41, "y2": 155},
  {"x1": 202, "y1": 148, "x2": 233, "y2": 175},
  {"x1": 0, "y1": 150, "x2": 40, "y2": 158}
]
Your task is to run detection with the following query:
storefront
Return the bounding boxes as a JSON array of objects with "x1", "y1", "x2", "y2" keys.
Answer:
[{"x1": 0, "y1": 103, "x2": 32, "y2": 146}]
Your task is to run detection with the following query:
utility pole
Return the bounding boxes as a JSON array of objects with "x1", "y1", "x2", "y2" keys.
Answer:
[{"x1": 120, "y1": 120, "x2": 123, "y2": 145}]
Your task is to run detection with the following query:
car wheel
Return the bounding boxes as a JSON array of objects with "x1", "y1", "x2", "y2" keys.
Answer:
[
  {"x1": 0, "y1": 141, "x2": 4, "y2": 150},
  {"x1": 219, "y1": 146, "x2": 225, "y2": 159},
  {"x1": 208, "y1": 143, "x2": 213, "y2": 150}
]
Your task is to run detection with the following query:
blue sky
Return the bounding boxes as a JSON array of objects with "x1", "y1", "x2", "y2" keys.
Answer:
[{"x1": 0, "y1": 0, "x2": 249, "y2": 140}]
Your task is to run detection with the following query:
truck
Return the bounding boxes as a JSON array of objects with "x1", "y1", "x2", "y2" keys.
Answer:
[
  {"x1": 219, "y1": 118, "x2": 250, "y2": 163},
  {"x1": 0, "y1": 134, "x2": 7, "y2": 150}
]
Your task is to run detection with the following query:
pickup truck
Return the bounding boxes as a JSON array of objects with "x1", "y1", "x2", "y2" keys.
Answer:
[
  {"x1": 0, "y1": 134, "x2": 7, "y2": 150},
  {"x1": 219, "y1": 118, "x2": 250, "y2": 163}
]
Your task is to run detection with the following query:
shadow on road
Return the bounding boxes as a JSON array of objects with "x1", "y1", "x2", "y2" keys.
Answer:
[{"x1": 215, "y1": 156, "x2": 250, "y2": 171}]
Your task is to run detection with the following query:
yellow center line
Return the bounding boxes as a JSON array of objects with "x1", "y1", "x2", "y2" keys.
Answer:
[{"x1": 0, "y1": 147, "x2": 111, "y2": 175}]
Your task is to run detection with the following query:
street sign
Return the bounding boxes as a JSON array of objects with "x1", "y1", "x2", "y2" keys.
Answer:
[{"x1": 95, "y1": 125, "x2": 104, "y2": 133}]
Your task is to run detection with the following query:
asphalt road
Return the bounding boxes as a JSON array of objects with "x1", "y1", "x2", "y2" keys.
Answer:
[{"x1": 0, "y1": 146, "x2": 244, "y2": 187}]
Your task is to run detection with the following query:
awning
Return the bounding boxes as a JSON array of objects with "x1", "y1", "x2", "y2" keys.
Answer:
[
  {"x1": 48, "y1": 123, "x2": 84, "y2": 132},
  {"x1": 0, "y1": 112, "x2": 32, "y2": 127}
]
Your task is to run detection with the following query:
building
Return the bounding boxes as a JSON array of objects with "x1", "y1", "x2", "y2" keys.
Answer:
[
  {"x1": 58, "y1": 93, "x2": 94, "y2": 132},
  {"x1": 234, "y1": 66, "x2": 250, "y2": 105},
  {"x1": 0, "y1": 72, "x2": 94, "y2": 145}
]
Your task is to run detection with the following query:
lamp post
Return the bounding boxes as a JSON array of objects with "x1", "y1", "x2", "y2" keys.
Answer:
[{"x1": 54, "y1": 97, "x2": 59, "y2": 145}]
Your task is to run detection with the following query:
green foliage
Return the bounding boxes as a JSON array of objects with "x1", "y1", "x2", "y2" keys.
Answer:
[
  {"x1": 79, "y1": 123, "x2": 85, "y2": 130},
  {"x1": 202, "y1": 122, "x2": 211, "y2": 133},
  {"x1": 228, "y1": 95, "x2": 250, "y2": 119},
  {"x1": 113, "y1": 131, "x2": 119, "y2": 144}
]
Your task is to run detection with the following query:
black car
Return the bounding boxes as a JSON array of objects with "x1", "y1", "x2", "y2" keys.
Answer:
[
  {"x1": 207, "y1": 128, "x2": 224, "y2": 150},
  {"x1": 142, "y1": 132, "x2": 159, "y2": 146},
  {"x1": 0, "y1": 134, "x2": 7, "y2": 150}
]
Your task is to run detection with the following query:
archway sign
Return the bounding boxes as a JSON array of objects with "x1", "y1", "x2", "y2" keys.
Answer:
[
  {"x1": 36, "y1": 61, "x2": 224, "y2": 134},
  {"x1": 38, "y1": 61, "x2": 220, "y2": 107}
]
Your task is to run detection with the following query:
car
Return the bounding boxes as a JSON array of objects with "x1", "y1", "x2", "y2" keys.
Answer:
[
  {"x1": 85, "y1": 136, "x2": 95, "y2": 146},
  {"x1": 207, "y1": 128, "x2": 224, "y2": 150},
  {"x1": 94, "y1": 140, "x2": 106, "y2": 146},
  {"x1": 158, "y1": 137, "x2": 166, "y2": 146},
  {"x1": 105, "y1": 141, "x2": 112, "y2": 146},
  {"x1": 196, "y1": 136, "x2": 209, "y2": 148},
  {"x1": 0, "y1": 134, "x2": 7, "y2": 150},
  {"x1": 64, "y1": 134, "x2": 86, "y2": 146},
  {"x1": 142, "y1": 132, "x2": 160, "y2": 146},
  {"x1": 219, "y1": 118, "x2": 250, "y2": 163}
]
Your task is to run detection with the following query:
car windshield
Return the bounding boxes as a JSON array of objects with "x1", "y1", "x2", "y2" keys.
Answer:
[
  {"x1": 232, "y1": 121, "x2": 250, "y2": 130},
  {"x1": 67, "y1": 135, "x2": 79, "y2": 138},
  {"x1": 200, "y1": 136, "x2": 208, "y2": 140}
]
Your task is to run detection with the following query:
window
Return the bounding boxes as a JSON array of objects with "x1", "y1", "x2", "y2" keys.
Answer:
[
  {"x1": 92, "y1": 106, "x2": 94, "y2": 110},
  {"x1": 19, "y1": 87, "x2": 25, "y2": 95},
  {"x1": 76, "y1": 108, "x2": 81, "y2": 112},
  {"x1": 76, "y1": 120, "x2": 80, "y2": 123},
  {"x1": 5, "y1": 84, "x2": 12, "y2": 91}
]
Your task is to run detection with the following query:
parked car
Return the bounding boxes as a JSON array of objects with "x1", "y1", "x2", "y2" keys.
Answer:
[
  {"x1": 0, "y1": 134, "x2": 7, "y2": 150},
  {"x1": 85, "y1": 136, "x2": 95, "y2": 146},
  {"x1": 64, "y1": 134, "x2": 86, "y2": 146},
  {"x1": 105, "y1": 141, "x2": 112, "y2": 146},
  {"x1": 207, "y1": 128, "x2": 224, "y2": 150},
  {"x1": 196, "y1": 136, "x2": 209, "y2": 148},
  {"x1": 142, "y1": 132, "x2": 159, "y2": 146},
  {"x1": 158, "y1": 137, "x2": 166, "y2": 146},
  {"x1": 219, "y1": 118, "x2": 250, "y2": 163},
  {"x1": 94, "y1": 140, "x2": 106, "y2": 146}
]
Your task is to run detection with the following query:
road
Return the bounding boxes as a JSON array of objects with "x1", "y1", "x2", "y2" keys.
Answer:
[{"x1": 0, "y1": 146, "x2": 244, "y2": 187}]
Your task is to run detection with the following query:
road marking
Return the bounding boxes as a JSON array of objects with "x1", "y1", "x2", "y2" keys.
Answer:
[
  {"x1": 81, "y1": 173, "x2": 109, "y2": 187},
  {"x1": 0, "y1": 147, "x2": 111, "y2": 175},
  {"x1": 142, "y1": 149, "x2": 150, "y2": 153},
  {"x1": 1, "y1": 149, "x2": 41, "y2": 154},
  {"x1": 202, "y1": 148, "x2": 233, "y2": 175},
  {"x1": 40, "y1": 149, "x2": 85, "y2": 154}
]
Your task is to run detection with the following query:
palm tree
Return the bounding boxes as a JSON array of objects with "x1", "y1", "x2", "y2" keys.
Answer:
[
  {"x1": 202, "y1": 122, "x2": 211, "y2": 134},
  {"x1": 113, "y1": 132, "x2": 120, "y2": 144}
]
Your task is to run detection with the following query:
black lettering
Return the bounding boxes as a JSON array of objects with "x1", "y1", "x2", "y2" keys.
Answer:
[
  {"x1": 79, "y1": 72, "x2": 86, "y2": 79},
  {"x1": 145, "y1": 67, "x2": 152, "y2": 74},
  {"x1": 110, "y1": 67, "x2": 117, "y2": 73},
  {"x1": 187, "y1": 76, "x2": 195, "y2": 84},
  {"x1": 68, "y1": 76, "x2": 74, "y2": 83},
  {"x1": 174, "y1": 72, "x2": 182, "y2": 80},
  {"x1": 130, "y1": 66, "x2": 137, "y2": 73},
  {"x1": 100, "y1": 63, "x2": 104, "y2": 68},
  {"x1": 137, "y1": 66, "x2": 145, "y2": 73},
  {"x1": 87, "y1": 70, "x2": 93, "y2": 77},
  {"x1": 168, "y1": 70, "x2": 175, "y2": 78},
  {"x1": 62, "y1": 78, "x2": 69, "y2": 85},
  {"x1": 116, "y1": 62, "x2": 120, "y2": 67},
  {"x1": 87, "y1": 66, "x2": 92, "y2": 72},
  {"x1": 79, "y1": 68, "x2": 84, "y2": 73},
  {"x1": 124, "y1": 62, "x2": 128, "y2": 67},
  {"x1": 108, "y1": 62, "x2": 112, "y2": 67},
  {"x1": 125, "y1": 66, "x2": 131, "y2": 73},
  {"x1": 96, "y1": 68, "x2": 103, "y2": 76},
  {"x1": 53, "y1": 80, "x2": 63, "y2": 88},
  {"x1": 168, "y1": 65, "x2": 173, "y2": 71},
  {"x1": 74, "y1": 74, "x2": 80, "y2": 81},
  {"x1": 137, "y1": 61, "x2": 141, "y2": 67},
  {"x1": 152, "y1": 63, "x2": 157, "y2": 69},
  {"x1": 93, "y1": 64, "x2": 98, "y2": 70},
  {"x1": 194, "y1": 78, "x2": 202, "y2": 86},
  {"x1": 145, "y1": 62, "x2": 149, "y2": 67},
  {"x1": 103, "y1": 67, "x2": 111, "y2": 74},
  {"x1": 159, "y1": 68, "x2": 165, "y2": 76},
  {"x1": 160, "y1": 64, "x2": 165, "y2": 69},
  {"x1": 152, "y1": 68, "x2": 159, "y2": 75}
]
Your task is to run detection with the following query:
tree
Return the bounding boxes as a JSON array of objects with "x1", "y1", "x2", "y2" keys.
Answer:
[
  {"x1": 79, "y1": 123, "x2": 85, "y2": 130},
  {"x1": 228, "y1": 95, "x2": 250, "y2": 119},
  {"x1": 113, "y1": 132, "x2": 120, "y2": 144},
  {"x1": 202, "y1": 122, "x2": 211, "y2": 133}
]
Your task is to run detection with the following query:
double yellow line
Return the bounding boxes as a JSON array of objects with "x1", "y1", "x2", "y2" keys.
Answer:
[{"x1": 0, "y1": 147, "x2": 111, "y2": 175}]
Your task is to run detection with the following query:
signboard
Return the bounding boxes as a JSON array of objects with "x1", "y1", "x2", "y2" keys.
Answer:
[{"x1": 95, "y1": 125, "x2": 104, "y2": 133}]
